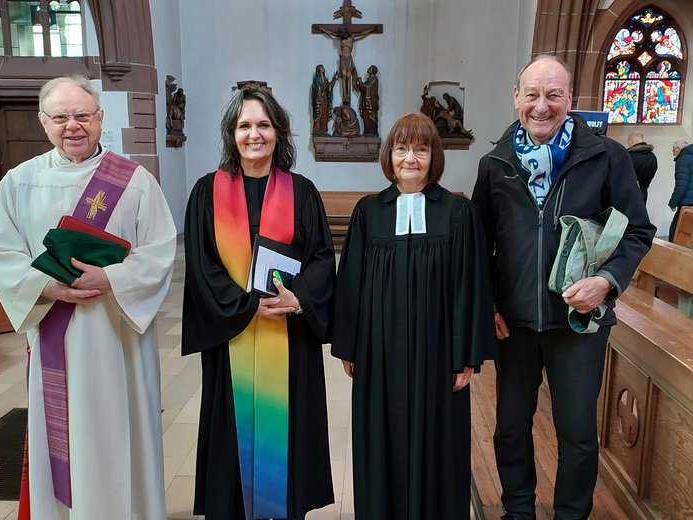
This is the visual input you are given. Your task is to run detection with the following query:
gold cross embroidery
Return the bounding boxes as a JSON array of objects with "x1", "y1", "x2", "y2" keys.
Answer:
[{"x1": 85, "y1": 191, "x2": 107, "y2": 220}]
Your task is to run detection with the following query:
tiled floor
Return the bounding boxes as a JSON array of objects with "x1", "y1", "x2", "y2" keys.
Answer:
[
  {"x1": 0, "y1": 245, "x2": 354, "y2": 520},
  {"x1": 0, "y1": 244, "x2": 476, "y2": 519}
]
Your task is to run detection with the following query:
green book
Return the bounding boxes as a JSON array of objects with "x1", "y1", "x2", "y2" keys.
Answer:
[{"x1": 31, "y1": 228, "x2": 128, "y2": 285}]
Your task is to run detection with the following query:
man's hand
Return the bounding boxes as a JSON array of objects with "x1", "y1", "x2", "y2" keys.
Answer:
[
  {"x1": 70, "y1": 258, "x2": 111, "y2": 292},
  {"x1": 562, "y1": 276, "x2": 612, "y2": 314},
  {"x1": 453, "y1": 367, "x2": 473, "y2": 391},
  {"x1": 495, "y1": 312, "x2": 510, "y2": 340},
  {"x1": 42, "y1": 280, "x2": 102, "y2": 305}
]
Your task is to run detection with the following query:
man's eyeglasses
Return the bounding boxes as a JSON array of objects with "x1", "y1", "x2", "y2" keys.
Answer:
[{"x1": 41, "y1": 109, "x2": 102, "y2": 125}]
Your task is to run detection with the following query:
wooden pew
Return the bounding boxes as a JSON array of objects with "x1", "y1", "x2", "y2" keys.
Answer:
[
  {"x1": 320, "y1": 189, "x2": 468, "y2": 251},
  {"x1": 319, "y1": 191, "x2": 374, "y2": 250},
  {"x1": 598, "y1": 238, "x2": 693, "y2": 518},
  {"x1": 635, "y1": 237, "x2": 693, "y2": 316},
  {"x1": 672, "y1": 206, "x2": 693, "y2": 248}
]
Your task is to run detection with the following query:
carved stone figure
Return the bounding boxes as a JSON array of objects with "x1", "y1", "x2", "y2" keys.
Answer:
[
  {"x1": 353, "y1": 65, "x2": 379, "y2": 136},
  {"x1": 166, "y1": 75, "x2": 187, "y2": 147},
  {"x1": 311, "y1": 65, "x2": 339, "y2": 136},
  {"x1": 332, "y1": 105, "x2": 360, "y2": 137}
]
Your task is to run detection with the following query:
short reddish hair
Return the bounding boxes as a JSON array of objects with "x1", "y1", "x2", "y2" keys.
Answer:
[{"x1": 380, "y1": 112, "x2": 445, "y2": 185}]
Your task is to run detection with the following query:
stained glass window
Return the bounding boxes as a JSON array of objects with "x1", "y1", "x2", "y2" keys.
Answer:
[
  {"x1": 602, "y1": 6, "x2": 686, "y2": 125},
  {"x1": 607, "y1": 29, "x2": 643, "y2": 60}
]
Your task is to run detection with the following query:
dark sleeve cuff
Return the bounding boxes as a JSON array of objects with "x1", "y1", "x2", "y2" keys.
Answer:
[
  {"x1": 595, "y1": 269, "x2": 622, "y2": 296},
  {"x1": 291, "y1": 275, "x2": 328, "y2": 342}
]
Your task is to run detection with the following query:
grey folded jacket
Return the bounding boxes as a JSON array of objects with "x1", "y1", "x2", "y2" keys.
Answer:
[{"x1": 548, "y1": 207, "x2": 629, "y2": 333}]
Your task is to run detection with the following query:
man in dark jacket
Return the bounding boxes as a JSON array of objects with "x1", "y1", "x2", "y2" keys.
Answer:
[
  {"x1": 669, "y1": 140, "x2": 693, "y2": 241},
  {"x1": 627, "y1": 132, "x2": 658, "y2": 203},
  {"x1": 472, "y1": 55, "x2": 655, "y2": 520}
]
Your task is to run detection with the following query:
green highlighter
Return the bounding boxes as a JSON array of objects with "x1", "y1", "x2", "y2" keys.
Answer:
[
  {"x1": 266, "y1": 269, "x2": 294, "y2": 295},
  {"x1": 273, "y1": 270, "x2": 284, "y2": 285}
]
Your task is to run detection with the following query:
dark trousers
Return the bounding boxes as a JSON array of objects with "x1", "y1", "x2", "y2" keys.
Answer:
[{"x1": 493, "y1": 326, "x2": 609, "y2": 520}]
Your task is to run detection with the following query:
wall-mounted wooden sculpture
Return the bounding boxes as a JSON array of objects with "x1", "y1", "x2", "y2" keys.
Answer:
[
  {"x1": 165, "y1": 75, "x2": 186, "y2": 148},
  {"x1": 420, "y1": 81, "x2": 474, "y2": 150},
  {"x1": 311, "y1": 1, "x2": 383, "y2": 162}
]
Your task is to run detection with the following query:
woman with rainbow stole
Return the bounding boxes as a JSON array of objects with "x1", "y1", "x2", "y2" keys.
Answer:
[{"x1": 182, "y1": 84, "x2": 335, "y2": 520}]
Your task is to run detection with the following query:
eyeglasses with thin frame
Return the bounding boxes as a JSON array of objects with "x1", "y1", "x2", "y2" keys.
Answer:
[
  {"x1": 41, "y1": 109, "x2": 102, "y2": 125},
  {"x1": 392, "y1": 144, "x2": 431, "y2": 159}
]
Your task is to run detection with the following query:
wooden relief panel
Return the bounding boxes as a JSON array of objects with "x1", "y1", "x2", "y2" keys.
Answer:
[
  {"x1": 603, "y1": 347, "x2": 649, "y2": 494},
  {"x1": 647, "y1": 389, "x2": 693, "y2": 517}
]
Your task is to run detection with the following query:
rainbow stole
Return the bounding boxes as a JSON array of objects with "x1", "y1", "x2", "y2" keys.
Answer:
[{"x1": 213, "y1": 168, "x2": 294, "y2": 519}]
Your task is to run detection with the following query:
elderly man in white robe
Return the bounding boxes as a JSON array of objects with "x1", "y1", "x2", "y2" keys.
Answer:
[{"x1": 0, "y1": 75, "x2": 176, "y2": 519}]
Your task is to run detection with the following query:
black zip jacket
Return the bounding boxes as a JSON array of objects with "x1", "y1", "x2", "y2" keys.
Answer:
[{"x1": 472, "y1": 118, "x2": 655, "y2": 331}]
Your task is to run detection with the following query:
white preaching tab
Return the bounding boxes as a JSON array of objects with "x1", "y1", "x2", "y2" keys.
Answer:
[{"x1": 395, "y1": 192, "x2": 427, "y2": 236}]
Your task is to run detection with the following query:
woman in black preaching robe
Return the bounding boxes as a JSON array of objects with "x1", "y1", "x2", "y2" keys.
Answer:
[
  {"x1": 182, "y1": 84, "x2": 335, "y2": 520},
  {"x1": 332, "y1": 113, "x2": 497, "y2": 520}
]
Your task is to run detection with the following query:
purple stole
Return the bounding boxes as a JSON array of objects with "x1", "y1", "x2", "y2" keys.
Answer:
[{"x1": 38, "y1": 151, "x2": 138, "y2": 508}]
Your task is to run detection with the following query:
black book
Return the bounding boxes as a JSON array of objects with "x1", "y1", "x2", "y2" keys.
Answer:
[{"x1": 247, "y1": 235, "x2": 302, "y2": 297}]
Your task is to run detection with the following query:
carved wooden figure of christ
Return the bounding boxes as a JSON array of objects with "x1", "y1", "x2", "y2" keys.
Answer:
[{"x1": 312, "y1": 0, "x2": 382, "y2": 107}]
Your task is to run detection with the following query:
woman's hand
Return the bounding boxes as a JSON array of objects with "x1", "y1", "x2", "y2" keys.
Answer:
[
  {"x1": 452, "y1": 367, "x2": 473, "y2": 392},
  {"x1": 495, "y1": 312, "x2": 510, "y2": 340},
  {"x1": 256, "y1": 277, "x2": 300, "y2": 319},
  {"x1": 342, "y1": 360, "x2": 354, "y2": 378}
]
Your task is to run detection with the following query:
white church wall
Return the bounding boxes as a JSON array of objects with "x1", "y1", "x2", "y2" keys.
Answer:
[
  {"x1": 607, "y1": 0, "x2": 693, "y2": 237},
  {"x1": 178, "y1": 0, "x2": 537, "y2": 196},
  {"x1": 151, "y1": 0, "x2": 187, "y2": 231},
  {"x1": 82, "y1": 1, "x2": 99, "y2": 56},
  {"x1": 89, "y1": 81, "x2": 129, "y2": 156}
]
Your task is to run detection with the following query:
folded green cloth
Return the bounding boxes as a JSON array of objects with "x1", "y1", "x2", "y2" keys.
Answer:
[{"x1": 31, "y1": 228, "x2": 128, "y2": 285}]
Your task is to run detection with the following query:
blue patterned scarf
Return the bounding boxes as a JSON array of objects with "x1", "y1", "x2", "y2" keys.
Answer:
[{"x1": 513, "y1": 117, "x2": 574, "y2": 207}]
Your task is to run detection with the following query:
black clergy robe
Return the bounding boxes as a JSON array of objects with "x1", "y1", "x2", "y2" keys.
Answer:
[
  {"x1": 332, "y1": 183, "x2": 497, "y2": 520},
  {"x1": 182, "y1": 171, "x2": 335, "y2": 520}
]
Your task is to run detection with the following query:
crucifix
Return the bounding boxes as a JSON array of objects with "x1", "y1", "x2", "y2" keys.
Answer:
[{"x1": 312, "y1": 1, "x2": 383, "y2": 106}]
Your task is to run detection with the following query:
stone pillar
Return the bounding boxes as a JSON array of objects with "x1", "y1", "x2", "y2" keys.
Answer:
[
  {"x1": 531, "y1": 0, "x2": 601, "y2": 108},
  {"x1": 86, "y1": 0, "x2": 159, "y2": 179}
]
